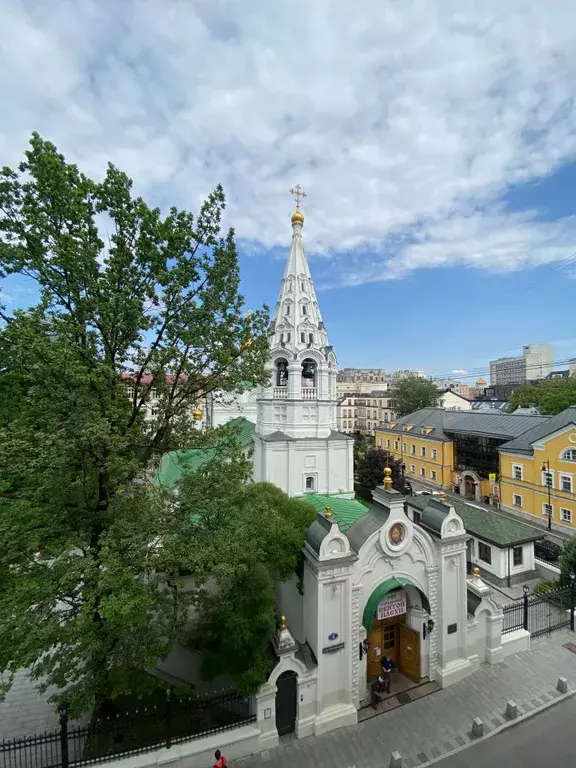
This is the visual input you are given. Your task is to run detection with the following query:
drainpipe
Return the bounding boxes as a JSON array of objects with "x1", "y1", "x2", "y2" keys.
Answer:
[{"x1": 507, "y1": 547, "x2": 511, "y2": 589}]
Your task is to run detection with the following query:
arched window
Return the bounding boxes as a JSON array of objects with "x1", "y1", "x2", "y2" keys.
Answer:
[
  {"x1": 280, "y1": 333, "x2": 284, "y2": 343},
  {"x1": 561, "y1": 448, "x2": 576, "y2": 462},
  {"x1": 276, "y1": 358, "x2": 288, "y2": 386},
  {"x1": 308, "y1": 333, "x2": 313, "y2": 343},
  {"x1": 284, "y1": 303, "x2": 291, "y2": 315},
  {"x1": 286, "y1": 332, "x2": 291, "y2": 342},
  {"x1": 302, "y1": 304, "x2": 307, "y2": 315},
  {"x1": 300, "y1": 332, "x2": 305, "y2": 343},
  {"x1": 301, "y1": 280, "x2": 306, "y2": 291},
  {"x1": 301, "y1": 358, "x2": 317, "y2": 387},
  {"x1": 305, "y1": 476, "x2": 315, "y2": 491}
]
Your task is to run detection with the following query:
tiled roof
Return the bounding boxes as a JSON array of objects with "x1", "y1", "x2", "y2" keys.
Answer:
[
  {"x1": 304, "y1": 494, "x2": 369, "y2": 532},
  {"x1": 407, "y1": 496, "x2": 542, "y2": 547},
  {"x1": 499, "y1": 406, "x2": 576, "y2": 455},
  {"x1": 376, "y1": 407, "x2": 548, "y2": 441},
  {"x1": 156, "y1": 417, "x2": 255, "y2": 489}
]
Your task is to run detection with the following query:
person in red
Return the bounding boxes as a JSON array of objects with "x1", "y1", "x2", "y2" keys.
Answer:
[{"x1": 213, "y1": 749, "x2": 227, "y2": 768}]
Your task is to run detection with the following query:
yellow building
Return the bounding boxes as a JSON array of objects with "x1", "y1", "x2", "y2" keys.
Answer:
[
  {"x1": 499, "y1": 406, "x2": 576, "y2": 530},
  {"x1": 374, "y1": 407, "x2": 549, "y2": 503}
]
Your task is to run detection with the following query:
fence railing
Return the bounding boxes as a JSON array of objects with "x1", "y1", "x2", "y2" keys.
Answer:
[
  {"x1": 1, "y1": 690, "x2": 255, "y2": 768},
  {"x1": 502, "y1": 583, "x2": 575, "y2": 637}
]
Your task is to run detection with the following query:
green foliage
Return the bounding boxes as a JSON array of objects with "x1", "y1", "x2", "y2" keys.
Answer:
[
  {"x1": 559, "y1": 535, "x2": 576, "y2": 587},
  {"x1": 352, "y1": 431, "x2": 374, "y2": 472},
  {"x1": 0, "y1": 134, "x2": 307, "y2": 715},
  {"x1": 532, "y1": 579, "x2": 558, "y2": 595},
  {"x1": 358, "y1": 448, "x2": 404, "y2": 491},
  {"x1": 389, "y1": 373, "x2": 441, "y2": 417},
  {"x1": 509, "y1": 376, "x2": 576, "y2": 416}
]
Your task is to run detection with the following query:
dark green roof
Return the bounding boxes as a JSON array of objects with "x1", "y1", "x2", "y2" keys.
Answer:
[
  {"x1": 378, "y1": 408, "x2": 547, "y2": 441},
  {"x1": 156, "y1": 418, "x2": 255, "y2": 489},
  {"x1": 407, "y1": 495, "x2": 542, "y2": 547},
  {"x1": 499, "y1": 406, "x2": 576, "y2": 455},
  {"x1": 304, "y1": 494, "x2": 369, "y2": 532}
]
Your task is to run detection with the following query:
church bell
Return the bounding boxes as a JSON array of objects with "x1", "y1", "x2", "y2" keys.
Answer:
[{"x1": 302, "y1": 361, "x2": 315, "y2": 379}]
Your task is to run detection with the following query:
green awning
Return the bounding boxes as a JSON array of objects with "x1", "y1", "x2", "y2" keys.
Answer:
[{"x1": 361, "y1": 576, "x2": 431, "y2": 629}]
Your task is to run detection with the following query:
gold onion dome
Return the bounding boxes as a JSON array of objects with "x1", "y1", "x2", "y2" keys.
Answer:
[
  {"x1": 193, "y1": 406, "x2": 203, "y2": 421},
  {"x1": 291, "y1": 209, "x2": 305, "y2": 224}
]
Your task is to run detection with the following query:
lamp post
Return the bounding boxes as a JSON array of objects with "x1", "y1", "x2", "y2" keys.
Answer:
[
  {"x1": 401, "y1": 462, "x2": 406, "y2": 495},
  {"x1": 541, "y1": 460, "x2": 552, "y2": 531}
]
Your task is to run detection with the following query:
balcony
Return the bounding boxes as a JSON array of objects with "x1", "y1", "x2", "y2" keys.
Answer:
[
  {"x1": 301, "y1": 387, "x2": 317, "y2": 400},
  {"x1": 273, "y1": 387, "x2": 288, "y2": 399}
]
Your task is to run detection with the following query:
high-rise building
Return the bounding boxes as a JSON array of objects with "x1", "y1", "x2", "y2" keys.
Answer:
[{"x1": 489, "y1": 344, "x2": 553, "y2": 385}]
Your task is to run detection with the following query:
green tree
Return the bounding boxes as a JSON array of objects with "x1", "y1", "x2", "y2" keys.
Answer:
[
  {"x1": 0, "y1": 134, "x2": 310, "y2": 714},
  {"x1": 358, "y1": 447, "x2": 404, "y2": 491},
  {"x1": 352, "y1": 430, "x2": 374, "y2": 472},
  {"x1": 389, "y1": 372, "x2": 441, "y2": 417},
  {"x1": 559, "y1": 534, "x2": 576, "y2": 586},
  {"x1": 509, "y1": 376, "x2": 576, "y2": 416}
]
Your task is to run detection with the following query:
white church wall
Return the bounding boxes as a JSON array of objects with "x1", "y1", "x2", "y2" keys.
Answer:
[
  {"x1": 275, "y1": 576, "x2": 305, "y2": 644},
  {"x1": 303, "y1": 560, "x2": 320, "y2": 657}
]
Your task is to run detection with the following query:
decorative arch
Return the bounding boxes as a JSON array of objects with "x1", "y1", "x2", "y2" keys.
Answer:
[
  {"x1": 459, "y1": 469, "x2": 482, "y2": 501},
  {"x1": 361, "y1": 575, "x2": 431, "y2": 629},
  {"x1": 296, "y1": 347, "x2": 324, "y2": 364}
]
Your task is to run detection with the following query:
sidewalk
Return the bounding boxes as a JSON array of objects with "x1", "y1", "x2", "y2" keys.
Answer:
[{"x1": 233, "y1": 630, "x2": 576, "y2": 768}]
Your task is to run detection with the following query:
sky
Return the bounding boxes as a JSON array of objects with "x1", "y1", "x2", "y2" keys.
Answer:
[{"x1": 1, "y1": 0, "x2": 576, "y2": 381}]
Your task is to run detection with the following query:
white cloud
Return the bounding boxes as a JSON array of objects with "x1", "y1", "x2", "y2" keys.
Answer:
[
  {"x1": 1, "y1": 0, "x2": 576, "y2": 287},
  {"x1": 452, "y1": 369, "x2": 468, "y2": 375}
]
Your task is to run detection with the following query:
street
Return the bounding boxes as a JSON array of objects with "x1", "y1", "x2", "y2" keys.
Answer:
[{"x1": 435, "y1": 694, "x2": 576, "y2": 767}]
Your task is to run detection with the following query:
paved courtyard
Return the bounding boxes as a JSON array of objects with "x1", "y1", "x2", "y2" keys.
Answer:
[{"x1": 234, "y1": 630, "x2": 576, "y2": 768}]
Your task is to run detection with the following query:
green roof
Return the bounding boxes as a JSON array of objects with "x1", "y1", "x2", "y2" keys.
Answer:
[
  {"x1": 407, "y1": 495, "x2": 542, "y2": 547},
  {"x1": 304, "y1": 494, "x2": 369, "y2": 532},
  {"x1": 156, "y1": 418, "x2": 255, "y2": 489}
]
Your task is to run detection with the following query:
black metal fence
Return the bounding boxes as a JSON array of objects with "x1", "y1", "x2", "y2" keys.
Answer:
[
  {"x1": 502, "y1": 583, "x2": 575, "y2": 638},
  {"x1": 1, "y1": 690, "x2": 255, "y2": 768}
]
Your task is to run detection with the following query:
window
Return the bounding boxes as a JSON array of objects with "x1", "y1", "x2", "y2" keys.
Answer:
[
  {"x1": 512, "y1": 464, "x2": 523, "y2": 481},
  {"x1": 561, "y1": 449, "x2": 576, "y2": 462},
  {"x1": 285, "y1": 303, "x2": 290, "y2": 315},
  {"x1": 411, "y1": 444, "x2": 416, "y2": 455},
  {"x1": 430, "y1": 470, "x2": 437, "y2": 480},
  {"x1": 560, "y1": 474, "x2": 573, "y2": 493},
  {"x1": 305, "y1": 476, "x2": 315, "y2": 491},
  {"x1": 379, "y1": 438, "x2": 383, "y2": 447},
  {"x1": 301, "y1": 280, "x2": 306, "y2": 291},
  {"x1": 421, "y1": 446, "x2": 426, "y2": 457},
  {"x1": 542, "y1": 471, "x2": 554, "y2": 489},
  {"x1": 309, "y1": 333, "x2": 313, "y2": 343},
  {"x1": 383, "y1": 625, "x2": 395, "y2": 650},
  {"x1": 420, "y1": 468, "x2": 426, "y2": 477},
  {"x1": 543, "y1": 503, "x2": 553, "y2": 519},
  {"x1": 394, "y1": 441, "x2": 399, "y2": 450},
  {"x1": 561, "y1": 508, "x2": 573, "y2": 523},
  {"x1": 402, "y1": 442, "x2": 407, "y2": 452},
  {"x1": 478, "y1": 542, "x2": 492, "y2": 565},
  {"x1": 386, "y1": 439, "x2": 390, "y2": 448},
  {"x1": 151, "y1": 408, "x2": 159, "y2": 417},
  {"x1": 513, "y1": 546, "x2": 523, "y2": 567},
  {"x1": 513, "y1": 494, "x2": 522, "y2": 508},
  {"x1": 410, "y1": 464, "x2": 415, "y2": 473},
  {"x1": 302, "y1": 304, "x2": 307, "y2": 315},
  {"x1": 431, "y1": 449, "x2": 437, "y2": 460},
  {"x1": 286, "y1": 333, "x2": 290, "y2": 342},
  {"x1": 300, "y1": 332, "x2": 305, "y2": 342}
]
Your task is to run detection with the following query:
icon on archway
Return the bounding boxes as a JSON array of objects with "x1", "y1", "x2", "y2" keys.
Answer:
[{"x1": 388, "y1": 523, "x2": 406, "y2": 546}]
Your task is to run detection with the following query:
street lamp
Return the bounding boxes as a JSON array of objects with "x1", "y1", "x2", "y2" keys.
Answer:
[{"x1": 541, "y1": 461, "x2": 552, "y2": 531}]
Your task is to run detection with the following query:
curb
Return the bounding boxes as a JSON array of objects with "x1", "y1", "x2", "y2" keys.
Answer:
[{"x1": 418, "y1": 688, "x2": 576, "y2": 766}]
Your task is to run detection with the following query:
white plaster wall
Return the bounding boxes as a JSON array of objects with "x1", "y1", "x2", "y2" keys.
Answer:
[
  {"x1": 303, "y1": 561, "x2": 320, "y2": 657},
  {"x1": 275, "y1": 576, "x2": 305, "y2": 644},
  {"x1": 535, "y1": 557, "x2": 561, "y2": 581},
  {"x1": 469, "y1": 538, "x2": 535, "y2": 580}
]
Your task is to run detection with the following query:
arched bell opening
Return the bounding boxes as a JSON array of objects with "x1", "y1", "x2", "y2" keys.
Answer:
[
  {"x1": 301, "y1": 358, "x2": 316, "y2": 389},
  {"x1": 276, "y1": 358, "x2": 289, "y2": 387}
]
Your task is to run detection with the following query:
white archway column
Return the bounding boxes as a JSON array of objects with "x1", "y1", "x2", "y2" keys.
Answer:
[{"x1": 256, "y1": 681, "x2": 279, "y2": 750}]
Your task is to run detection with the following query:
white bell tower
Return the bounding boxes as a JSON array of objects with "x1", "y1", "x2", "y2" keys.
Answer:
[{"x1": 253, "y1": 186, "x2": 354, "y2": 498}]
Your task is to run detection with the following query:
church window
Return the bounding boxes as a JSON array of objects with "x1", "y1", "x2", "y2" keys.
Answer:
[
  {"x1": 305, "y1": 476, "x2": 315, "y2": 491},
  {"x1": 302, "y1": 304, "x2": 308, "y2": 315},
  {"x1": 301, "y1": 280, "x2": 306, "y2": 291},
  {"x1": 280, "y1": 333, "x2": 284, "y2": 343},
  {"x1": 286, "y1": 333, "x2": 290, "y2": 342},
  {"x1": 301, "y1": 358, "x2": 317, "y2": 387},
  {"x1": 309, "y1": 333, "x2": 313, "y2": 343},
  {"x1": 285, "y1": 303, "x2": 291, "y2": 315},
  {"x1": 301, "y1": 332, "x2": 305, "y2": 343}
]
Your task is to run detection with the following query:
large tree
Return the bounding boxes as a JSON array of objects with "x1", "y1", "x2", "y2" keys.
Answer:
[
  {"x1": 509, "y1": 376, "x2": 576, "y2": 416},
  {"x1": 388, "y1": 372, "x2": 441, "y2": 417},
  {"x1": 0, "y1": 134, "x2": 312, "y2": 715},
  {"x1": 358, "y1": 447, "x2": 404, "y2": 491}
]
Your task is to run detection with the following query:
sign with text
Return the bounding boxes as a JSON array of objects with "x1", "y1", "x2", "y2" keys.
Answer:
[{"x1": 377, "y1": 590, "x2": 407, "y2": 620}]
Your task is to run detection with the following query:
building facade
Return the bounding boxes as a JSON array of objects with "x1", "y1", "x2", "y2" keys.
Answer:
[
  {"x1": 499, "y1": 406, "x2": 576, "y2": 531},
  {"x1": 337, "y1": 391, "x2": 394, "y2": 435},
  {"x1": 490, "y1": 344, "x2": 553, "y2": 385}
]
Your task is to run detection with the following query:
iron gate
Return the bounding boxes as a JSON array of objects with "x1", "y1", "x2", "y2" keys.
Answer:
[{"x1": 502, "y1": 584, "x2": 575, "y2": 638}]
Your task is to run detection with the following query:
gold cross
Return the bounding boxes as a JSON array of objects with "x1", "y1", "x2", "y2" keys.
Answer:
[{"x1": 289, "y1": 184, "x2": 307, "y2": 209}]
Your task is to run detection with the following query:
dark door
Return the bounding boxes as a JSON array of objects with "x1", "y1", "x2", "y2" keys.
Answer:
[
  {"x1": 399, "y1": 625, "x2": 421, "y2": 682},
  {"x1": 275, "y1": 671, "x2": 297, "y2": 736}
]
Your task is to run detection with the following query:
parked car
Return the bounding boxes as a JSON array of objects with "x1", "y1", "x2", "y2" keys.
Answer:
[{"x1": 534, "y1": 539, "x2": 563, "y2": 563}]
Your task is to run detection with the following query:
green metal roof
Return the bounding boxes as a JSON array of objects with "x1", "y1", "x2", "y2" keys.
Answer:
[
  {"x1": 304, "y1": 494, "x2": 369, "y2": 532},
  {"x1": 407, "y1": 495, "x2": 542, "y2": 547},
  {"x1": 156, "y1": 418, "x2": 255, "y2": 489},
  {"x1": 499, "y1": 405, "x2": 576, "y2": 455}
]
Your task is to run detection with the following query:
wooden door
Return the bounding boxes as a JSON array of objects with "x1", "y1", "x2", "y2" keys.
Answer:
[
  {"x1": 399, "y1": 625, "x2": 420, "y2": 682},
  {"x1": 367, "y1": 618, "x2": 400, "y2": 681}
]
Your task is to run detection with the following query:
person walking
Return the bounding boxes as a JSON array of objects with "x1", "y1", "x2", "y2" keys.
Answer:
[
  {"x1": 370, "y1": 676, "x2": 387, "y2": 709},
  {"x1": 214, "y1": 749, "x2": 227, "y2": 768}
]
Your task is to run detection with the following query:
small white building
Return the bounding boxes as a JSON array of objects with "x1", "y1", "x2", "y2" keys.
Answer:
[
  {"x1": 406, "y1": 496, "x2": 541, "y2": 587},
  {"x1": 438, "y1": 390, "x2": 472, "y2": 411}
]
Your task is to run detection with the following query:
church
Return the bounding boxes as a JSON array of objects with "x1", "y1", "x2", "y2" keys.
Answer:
[{"x1": 165, "y1": 191, "x2": 510, "y2": 749}]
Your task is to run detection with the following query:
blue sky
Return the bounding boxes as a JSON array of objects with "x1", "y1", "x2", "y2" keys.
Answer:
[{"x1": 1, "y1": 0, "x2": 576, "y2": 381}]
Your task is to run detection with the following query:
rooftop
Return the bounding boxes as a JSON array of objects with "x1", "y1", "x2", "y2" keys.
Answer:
[
  {"x1": 156, "y1": 417, "x2": 255, "y2": 489},
  {"x1": 407, "y1": 495, "x2": 542, "y2": 547},
  {"x1": 499, "y1": 405, "x2": 576, "y2": 455},
  {"x1": 303, "y1": 493, "x2": 369, "y2": 532}
]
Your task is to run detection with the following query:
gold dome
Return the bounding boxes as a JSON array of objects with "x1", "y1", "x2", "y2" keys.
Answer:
[
  {"x1": 193, "y1": 406, "x2": 203, "y2": 421},
  {"x1": 291, "y1": 209, "x2": 305, "y2": 224}
]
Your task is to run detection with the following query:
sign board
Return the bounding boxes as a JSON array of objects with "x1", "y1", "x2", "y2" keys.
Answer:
[
  {"x1": 322, "y1": 642, "x2": 345, "y2": 654},
  {"x1": 489, "y1": 473, "x2": 497, "y2": 483},
  {"x1": 377, "y1": 590, "x2": 407, "y2": 621}
]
